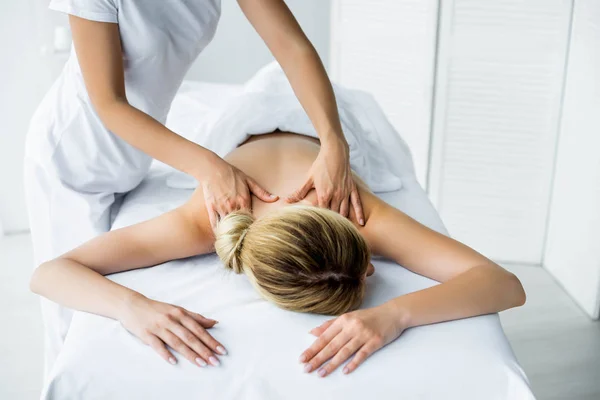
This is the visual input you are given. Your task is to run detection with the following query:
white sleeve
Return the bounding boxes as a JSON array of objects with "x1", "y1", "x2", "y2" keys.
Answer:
[{"x1": 49, "y1": 0, "x2": 118, "y2": 23}]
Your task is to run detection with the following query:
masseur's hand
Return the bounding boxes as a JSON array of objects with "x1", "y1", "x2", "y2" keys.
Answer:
[
  {"x1": 119, "y1": 293, "x2": 227, "y2": 367},
  {"x1": 287, "y1": 138, "x2": 364, "y2": 225},
  {"x1": 203, "y1": 156, "x2": 279, "y2": 229},
  {"x1": 299, "y1": 303, "x2": 406, "y2": 377}
]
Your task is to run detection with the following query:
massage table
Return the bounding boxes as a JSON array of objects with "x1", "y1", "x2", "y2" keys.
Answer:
[{"x1": 41, "y1": 81, "x2": 534, "y2": 400}]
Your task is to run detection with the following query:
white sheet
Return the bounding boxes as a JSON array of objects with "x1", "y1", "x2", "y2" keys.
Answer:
[
  {"x1": 166, "y1": 63, "x2": 402, "y2": 193},
  {"x1": 42, "y1": 82, "x2": 534, "y2": 400}
]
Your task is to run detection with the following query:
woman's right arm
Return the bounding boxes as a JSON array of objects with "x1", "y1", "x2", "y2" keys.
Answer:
[
  {"x1": 30, "y1": 191, "x2": 227, "y2": 367},
  {"x1": 69, "y1": 16, "x2": 278, "y2": 227}
]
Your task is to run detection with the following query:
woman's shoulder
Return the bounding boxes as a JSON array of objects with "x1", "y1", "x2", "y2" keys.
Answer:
[{"x1": 179, "y1": 187, "x2": 213, "y2": 238}]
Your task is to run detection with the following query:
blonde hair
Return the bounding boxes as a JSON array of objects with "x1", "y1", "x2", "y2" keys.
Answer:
[{"x1": 214, "y1": 205, "x2": 370, "y2": 315}]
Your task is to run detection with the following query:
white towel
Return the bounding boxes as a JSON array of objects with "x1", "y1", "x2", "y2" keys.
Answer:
[{"x1": 167, "y1": 62, "x2": 406, "y2": 192}]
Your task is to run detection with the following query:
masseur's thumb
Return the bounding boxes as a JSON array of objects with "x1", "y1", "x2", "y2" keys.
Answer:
[
  {"x1": 247, "y1": 178, "x2": 279, "y2": 203},
  {"x1": 286, "y1": 178, "x2": 313, "y2": 203}
]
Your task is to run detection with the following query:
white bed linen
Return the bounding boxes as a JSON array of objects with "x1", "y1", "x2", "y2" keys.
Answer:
[
  {"x1": 167, "y1": 63, "x2": 403, "y2": 193},
  {"x1": 42, "y1": 82, "x2": 534, "y2": 400}
]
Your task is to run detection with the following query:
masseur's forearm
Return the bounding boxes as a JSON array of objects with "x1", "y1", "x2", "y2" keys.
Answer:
[
  {"x1": 278, "y1": 47, "x2": 346, "y2": 147},
  {"x1": 30, "y1": 259, "x2": 139, "y2": 321},
  {"x1": 99, "y1": 100, "x2": 218, "y2": 180},
  {"x1": 238, "y1": 0, "x2": 345, "y2": 146},
  {"x1": 387, "y1": 264, "x2": 526, "y2": 329}
]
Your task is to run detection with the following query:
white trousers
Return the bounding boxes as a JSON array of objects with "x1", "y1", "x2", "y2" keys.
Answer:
[
  {"x1": 24, "y1": 72, "x2": 153, "y2": 381},
  {"x1": 24, "y1": 157, "x2": 118, "y2": 379}
]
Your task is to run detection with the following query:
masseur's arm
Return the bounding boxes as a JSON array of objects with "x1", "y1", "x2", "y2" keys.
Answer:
[
  {"x1": 69, "y1": 16, "x2": 277, "y2": 228},
  {"x1": 30, "y1": 190, "x2": 227, "y2": 367},
  {"x1": 300, "y1": 189, "x2": 527, "y2": 377},
  {"x1": 238, "y1": 0, "x2": 364, "y2": 224}
]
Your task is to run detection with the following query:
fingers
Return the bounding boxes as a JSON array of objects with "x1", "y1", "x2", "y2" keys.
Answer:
[
  {"x1": 160, "y1": 329, "x2": 211, "y2": 367},
  {"x1": 309, "y1": 319, "x2": 335, "y2": 337},
  {"x1": 221, "y1": 195, "x2": 249, "y2": 215},
  {"x1": 343, "y1": 342, "x2": 379, "y2": 375},
  {"x1": 146, "y1": 334, "x2": 176, "y2": 365},
  {"x1": 317, "y1": 339, "x2": 362, "y2": 377},
  {"x1": 247, "y1": 177, "x2": 278, "y2": 203},
  {"x1": 304, "y1": 333, "x2": 351, "y2": 374},
  {"x1": 189, "y1": 312, "x2": 219, "y2": 328},
  {"x1": 299, "y1": 322, "x2": 341, "y2": 364},
  {"x1": 167, "y1": 323, "x2": 216, "y2": 367},
  {"x1": 180, "y1": 314, "x2": 227, "y2": 356},
  {"x1": 340, "y1": 197, "x2": 350, "y2": 218},
  {"x1": 350, "y1": 188, "x2": 365, "y2": 226},
  {"x1": 213, "y1": 196, "x2": 248, "y2": 225},
  {"x1": 330, "y1": 195, "x2": 342, "y2": 215},
  {"x1": 317, "y1": 190, "x2": 331, "y2": 209},
  {"x1": 286, "y1": 178, "x2": 314, "y2": 203},
  {"x1": 207, "y1": 204, "x2": 219, "y2": 231}
]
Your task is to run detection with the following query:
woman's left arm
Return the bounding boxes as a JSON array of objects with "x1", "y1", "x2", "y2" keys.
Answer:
[
  {"x1": 238, "y1": 0, "x2": 364, "y2": 223},
  {"x1": 300, "y1": 193, "x2": 526, "y2": 377}
]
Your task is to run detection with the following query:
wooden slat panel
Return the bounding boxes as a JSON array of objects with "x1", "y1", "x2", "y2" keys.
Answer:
[{"x1": 429, "y1": 0, "x2": 572, "y2": 263}]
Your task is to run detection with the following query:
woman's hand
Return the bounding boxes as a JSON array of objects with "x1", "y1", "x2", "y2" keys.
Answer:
[
  {"x1": 299, "y1": 302, "x2": 406, "y2": 377},
  {"x1": 202, "y1": 156, "x2": 279, "y2": 229},
  {"x1": 119, "y1": 293, "x2": 227, "y2": 367},
  {"x1": 287, "y1": 138, "x2": 364, "y2": 225}
]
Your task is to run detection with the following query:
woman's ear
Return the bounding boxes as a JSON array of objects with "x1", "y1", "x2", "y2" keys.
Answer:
[{"x1": 366, "y1": 262, "x2": 375, "y2": 277}]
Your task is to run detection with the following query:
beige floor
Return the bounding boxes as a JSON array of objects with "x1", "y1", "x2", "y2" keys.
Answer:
[{"x1": 1, "y1": 233, "x2": 599, "y2": 399}]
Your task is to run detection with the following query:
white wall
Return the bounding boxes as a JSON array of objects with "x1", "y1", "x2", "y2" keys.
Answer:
[
  {"x1": 0, "y1": 1, "x2": 68, "y2": 234},
  {"x1": 0, "y1": 0, "x2": 331, "y2": 234},
  {"x1": 187, "y1": 0, "x2": 331, "y2": 83},
  {"x1": 543, "y1": 0, "x2": 600, "y2": 319},
  {"x1": 329, "y1": 0, "x2": 439, "y2": 187}
]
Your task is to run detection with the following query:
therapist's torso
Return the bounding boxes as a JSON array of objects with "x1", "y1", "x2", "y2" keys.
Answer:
[{"x1": 27, "y1": 0, "x2": 222, "y2": 193}]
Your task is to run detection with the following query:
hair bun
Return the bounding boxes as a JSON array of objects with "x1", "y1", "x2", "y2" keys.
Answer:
[{"x1": 214, "y1": 211, "x2": 255, "y2": 274}]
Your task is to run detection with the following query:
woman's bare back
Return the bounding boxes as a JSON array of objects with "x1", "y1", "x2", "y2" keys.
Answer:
[{"x1": 224, "y1": 132, "x2": 322, "y2": 219}]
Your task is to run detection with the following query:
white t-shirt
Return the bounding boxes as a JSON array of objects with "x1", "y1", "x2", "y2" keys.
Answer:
[
  {"x1": 49, "y1": 0, "x2": 221, "y2": 121},
  {"x1": 28, "y1": 0, "x2": 221, "y2": 192}
]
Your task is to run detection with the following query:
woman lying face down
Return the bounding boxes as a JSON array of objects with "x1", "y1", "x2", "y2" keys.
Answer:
[{"x1": 30, "y1": 132, "x2": 525, "y2": 377}]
